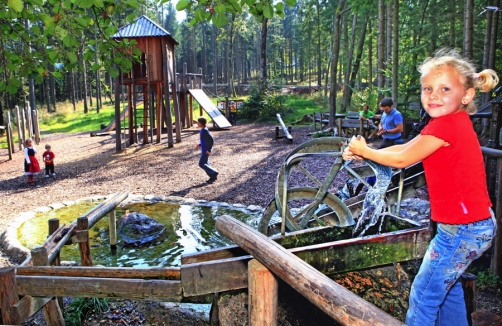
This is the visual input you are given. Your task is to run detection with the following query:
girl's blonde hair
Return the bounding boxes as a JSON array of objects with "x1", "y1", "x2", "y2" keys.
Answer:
[
  {"x1": 418, "y1": 48, "x2": 499, "y2": 114},
  {"x1": 24, "y1": 138, "x2": 33, "y2": 147}
]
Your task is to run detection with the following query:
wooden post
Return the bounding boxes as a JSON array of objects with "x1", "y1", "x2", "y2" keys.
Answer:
[
  {"x1": 48, "y1": 219, "x2": 63, "y2": 311},
  {"x1": 492, "y1": 157, "x2": 502, "y2": 280},
  {"x1": 77, "y1": 217, "x2": 93, "y2": 266},
  {"x1": 461, "y1": 273, "x2": 476, "y2": 326},
  {"x1": 143, "y1": 84, "x2": 149, "y2": 144},
  {"x1": 156, "y1": 84, "x2": 162, "y2": 143},
  {"x1": 275, "y1": 126, "x2": 280, "y2": 140},
  {"x1": 6, "y1": 112, "x2": 12, "y2": 160},
  {"x1": 109, "y1": 209, "x2": 117, "y2": 254},
  {"x1": 0, "y1": 267, "x2": 21, "y2": 324},
  {"x1": 248, "y1": 259, "x2": 278, "y2": 326},
  {"x1": 161, "y1": 37, "x2": 174, "y2": 148},
  {"x1": 31, "y1": 247, "x2": 65, "y2": 326},
  {"x1": 33, "y1": 110, "x2": 40, "y2": 145},
  {"x1": 128, "y1": 85, "x2": 134, "y2": 145},
  {"x1": 215, "y1": 215, "x2": 404, "y2": 326},
  {"x1": 20, "y1": 105, "x2": 26, "y2": 144},
  {"x1": 15, "y1": 105, "x2": 22, "y2": 150},
  {"x1": 337, "y1": 118, "x2": 342, "y2": 137},
  {"x1": 25, "y1": 106, "x2": 33, "y2": 139}
]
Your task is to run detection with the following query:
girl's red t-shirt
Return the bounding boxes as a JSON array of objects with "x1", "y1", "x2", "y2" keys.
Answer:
[{"x1": 420, "y1": 111, "x2": 491, "y2": 224}]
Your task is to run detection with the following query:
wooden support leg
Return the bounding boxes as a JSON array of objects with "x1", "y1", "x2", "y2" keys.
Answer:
[
  {"x1": 109, "y1": 209, "x2": 117, "y2": 255},
  {"x1": 77, "y1": 217, "x2": 93, "y2": 266},
  {"x1": 31, "y1": 247, "x2": 65, "y2": 326},
  {"x1": 48, "y1": 219, "x2": 63, "y2": 311},
  {"x1": 0, "y1": 267, "x2": 21, "y2": 324},
  {"x1": 461, "y1": 272, "x2": 476, "y2": 326},
  {"x1": 248, "y1": 259, "x2": 278, "y2": 326}
]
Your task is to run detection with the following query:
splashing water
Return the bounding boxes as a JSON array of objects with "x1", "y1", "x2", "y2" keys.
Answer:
[{"x1": 352, "y1": 160, "x2": 393, "y2": 237}]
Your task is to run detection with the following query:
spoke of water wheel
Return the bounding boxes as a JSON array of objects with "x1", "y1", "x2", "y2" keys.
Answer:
[
  {"x1": 343, "y1": 163, "x2": 373, "y2": 189},
  {"x1": 296, "y1": 164, "x2": 323, "y2": 187}
]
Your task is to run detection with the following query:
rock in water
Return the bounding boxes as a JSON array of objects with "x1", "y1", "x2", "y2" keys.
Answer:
[{"x1": 118, "y1": 210, "x2": 166, "y2": 247}]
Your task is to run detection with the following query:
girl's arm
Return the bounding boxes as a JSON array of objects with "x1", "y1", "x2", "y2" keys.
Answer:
[
  {"x1": 24, "y1": 148, "x2": 30, "y2": 164},
  {"x1": 348, "y1": 134, "x2": 445, "y2": 168}
]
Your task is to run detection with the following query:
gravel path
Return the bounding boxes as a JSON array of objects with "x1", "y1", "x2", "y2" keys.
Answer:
[{"x1": 0, "y1": 123, "x2": 325, "y2": 265}]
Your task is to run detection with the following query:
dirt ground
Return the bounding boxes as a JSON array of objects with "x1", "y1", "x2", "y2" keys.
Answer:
[{"x1": 1, "y1": 122, "x2": 501, "y2": 325}]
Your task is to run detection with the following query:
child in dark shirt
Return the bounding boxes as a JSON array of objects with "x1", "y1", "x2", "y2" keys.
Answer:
[{"x1": 195, "y1": 117, "x2": 219, "y2": 183}]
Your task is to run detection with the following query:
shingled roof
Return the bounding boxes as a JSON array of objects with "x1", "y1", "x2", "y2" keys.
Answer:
[{"x1": 111, "y1": 15, "x2": 178, "y2": 45}]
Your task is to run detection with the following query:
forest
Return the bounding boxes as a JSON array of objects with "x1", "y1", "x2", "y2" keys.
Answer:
[{"x1": 0, "y1": 0, "x2": 500, "y2": 127}]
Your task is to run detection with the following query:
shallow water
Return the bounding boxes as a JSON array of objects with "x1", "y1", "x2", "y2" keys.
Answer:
[{"x1": 17, "y1": 201, "x2": 262, "y2": 267}]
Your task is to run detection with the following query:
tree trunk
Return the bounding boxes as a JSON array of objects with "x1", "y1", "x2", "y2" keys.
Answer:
[
  {"x1": 368, "y1": 21, "x2": 373, "y2": 88},
  {"x1": 463, "y1": 0, "x2": 473, "y2": 59},
  {"x1": 260, "y1": 18, "x2": 269, "y2": 81},
  {"x1": 81, "y1": 44, "x2": 89, "y2": 114},
  {"x1": 377, "y1": 0, "x2": 386, "y2": 93},
  {"x1": 343, "y1": 16, "x2": 369, "y2": 111},
  {"x1": 70, "y1": 70, "x2": 76, "y2": 111},
  {"x1": 212, "y1": 24, "x2": 217, "y2": 95},
  {"x1": 392, "y1": 0, "x2": 399, "y2": 103},
  {"x1": 341, "y1": 13, "x2": 358, "y2": 111},
  {"x1": 385, "y1": 2, "x2": 392, "y2": 89},
  {"x1": 329, "y1": 0, "x2": 347, "y2": 128},
  {"x1": 316, "y1": 0, "x2": 322, "y2": 86}
]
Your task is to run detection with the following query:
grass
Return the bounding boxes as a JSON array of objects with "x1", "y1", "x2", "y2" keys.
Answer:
[
  {"x1": 0, "y1": 93, "x2": 325, "y2": 149},
  {"x1": 65, "y1": 297, "x2": 109, "y2": 326}
]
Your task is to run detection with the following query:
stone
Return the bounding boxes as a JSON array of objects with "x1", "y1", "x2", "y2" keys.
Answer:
[{"x1": 118, "y1": 211, "x2": 166, "y2": 247}]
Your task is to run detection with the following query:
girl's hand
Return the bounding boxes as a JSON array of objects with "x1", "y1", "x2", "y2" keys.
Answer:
[
  {"x1": 348, "y1": 135, "x2": 367, "y2": 157},
  {"x1": 195, "y1": 144, "x2": 200, "y2": 149},
  {"x1": 206, "y1": 151, "x2": 211, "y2": 155}
]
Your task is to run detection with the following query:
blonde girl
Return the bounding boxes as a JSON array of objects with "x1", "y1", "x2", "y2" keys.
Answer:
[
  {"x1": 343, "y1": 49, "x2": 498, "y2": 325},
  {"x1": 24, "y1": 138, "x2": 40, "y2": 183}
]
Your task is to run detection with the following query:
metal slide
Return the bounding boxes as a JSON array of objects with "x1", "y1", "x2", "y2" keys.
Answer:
[{"x1": 189, "y1": 89, "x2": 232, "y2": 129}]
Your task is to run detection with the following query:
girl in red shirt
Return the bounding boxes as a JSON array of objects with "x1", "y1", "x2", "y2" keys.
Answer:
[{"x1": 343, "y1": 49, "x2": 498, "y2": 326}]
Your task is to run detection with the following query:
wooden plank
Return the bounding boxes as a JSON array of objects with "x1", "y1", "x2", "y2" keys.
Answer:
[
  {"x1": 216, "y1": 215, "x2": 405, "y2": 326},
  {"x1": 181, "y1": 256, "x2": 251, "y2": 296},
  {"x1": 0, "y1": 267, "x2": 21, "y2": 324},
  {"x1": 43, "y1": 297, "x2": 65, "y2": 326},
  {"x1": 181, "y1": 228, "x2": 429, "y2": 297},
  {"x1": 16, "y1": 266, "x2": 181, "y2": 280},
  {"x1": 17, "y1": 276, "x2": 183, "y2": 302},
  {"x1": 13, "y1": 295, "x2": 52, "y2": 322},
  {"x1": 189, "y1": 89, "x2": 232, "y2": 128},
  {"x1": 181, "y1": 245, "x2": 247, "y2": 264},
  {"x1": 248, "y1": 259, "x2": 278, "y2": 326}
]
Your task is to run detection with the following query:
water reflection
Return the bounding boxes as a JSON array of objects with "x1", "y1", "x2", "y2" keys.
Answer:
[{"x1": 17, "y1": 201, "x2": 262, "y2": 268}]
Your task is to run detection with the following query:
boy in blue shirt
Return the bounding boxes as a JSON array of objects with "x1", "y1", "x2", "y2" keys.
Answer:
[{"x1": 196, "y1": 117, "x2": 219, "y2": 183}]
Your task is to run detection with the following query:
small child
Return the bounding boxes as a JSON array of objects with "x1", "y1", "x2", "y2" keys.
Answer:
[
  {"x1": 24, "y1": 138, "x2": 40, "y2": 183},
  {"x1": 195, "y1": 117, "x2": 219, "y2": 183},
  {"x1": 42, "y1": 144, "x2": 56, "y2": 178}
]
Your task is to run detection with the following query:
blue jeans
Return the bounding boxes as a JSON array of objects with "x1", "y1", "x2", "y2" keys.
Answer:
[
  {"x1": 406, "y1": 212, "x2": 497, "y2": 326},
  {"x1": 199, "y1": 152, "x2": 218, "y2": 178}
]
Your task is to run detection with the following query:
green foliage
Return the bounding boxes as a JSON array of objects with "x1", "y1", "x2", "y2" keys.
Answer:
[
  {"x1": 170, "y1": 0, "x2": 296, "y2": 27},
  {"x1": 472, "y1": 268, "x2": 502, "y2": 290},
  {"x1": 65, "y1": 297, "x2": 109, "y2": 326},
  {"x1": 240, "y1": 83, "x2": 292, "y2": 122}
]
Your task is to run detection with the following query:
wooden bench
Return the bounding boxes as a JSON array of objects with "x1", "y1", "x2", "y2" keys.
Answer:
[
  {"x1": 313, "y1": 112, "x2": 330, "y2": 130},
  {"x1": 337, "y1": 118, "x2": 371, "y2": 137}
]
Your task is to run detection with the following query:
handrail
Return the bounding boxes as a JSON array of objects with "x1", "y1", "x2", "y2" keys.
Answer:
[{"x1": 482, "y1": 146, "x2": 502, "y2": 158}]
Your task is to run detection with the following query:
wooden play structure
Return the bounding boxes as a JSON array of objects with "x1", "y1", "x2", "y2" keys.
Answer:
[
  {"x1": 1, "y1": 105, "x2": 40, "y2": 161},
  {"x1": 110, "y1": 16, "x2": 231, "y2": 152},
  {"x1": 111, "y1": 15, "x2": 181, "y2": 148}
]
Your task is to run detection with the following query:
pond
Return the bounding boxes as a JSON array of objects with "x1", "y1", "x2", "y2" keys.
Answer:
[{"x1": 17, "y1": 199, "x2": 262, "y2": 268}]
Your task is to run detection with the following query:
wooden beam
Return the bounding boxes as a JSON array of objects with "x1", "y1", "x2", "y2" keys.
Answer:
[
  {"x1": 13, "y1": 296, "x2": 52, "y2": 322},
  {"x1": 181, "y1": 256, "x2": 250, "y2": 297},
  {"x1": 17, "y1": 276, "x2": 182, "y2": 302},
  {"x1": 215, "y1": 215, "x2": 405, "y2": 326},
  {"x1": 31, "y1": 247, "x2": 65, "y2": 326},
  {"x1": 0, "y1": 267, "x2": 21, "y2": 324},
  {"x1": 248, "y1": 259, "x2": 278, "y2": 326},
  {"x1": 16, "y1": 266, "x2": 181, "y2": 280}
]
